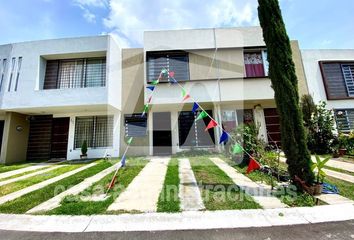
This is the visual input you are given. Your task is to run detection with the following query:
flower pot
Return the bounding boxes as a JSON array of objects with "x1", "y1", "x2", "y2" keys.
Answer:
[
  {"x1": 310, "y1": 183, "x2": 323, "y2": 196},
  {"x1": 338, "y1": 148, "x2": 347, "y2": 156},
  {"x1": 80, "y1": 154, "x2": 87, "y2": 159}
]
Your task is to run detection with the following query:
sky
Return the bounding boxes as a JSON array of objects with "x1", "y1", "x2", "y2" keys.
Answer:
[{"x1": 0, "y1": 0, "x2": 353, "y2": 49}]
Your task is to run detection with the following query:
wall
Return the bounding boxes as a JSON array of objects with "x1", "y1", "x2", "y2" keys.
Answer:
[
  {"x1": 301, "y1": 49, "x2": 354, "y2": 109},
  {"x1": 291, "y1": 41, "x2": 309, "y2": 96},
  {"x1": 0, "y1": 112, "x2": 29, "y2": 164}
]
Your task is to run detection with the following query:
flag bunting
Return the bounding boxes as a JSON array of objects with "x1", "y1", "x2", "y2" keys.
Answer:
[
  {"x1": 192, "y1": 102, "x2": 199, "y2": 113},
  {"x1": 232, "y1": 143, "x2": 243, "y2": 154},
  {"x1": 146, "y1": 86, "x2": 155, "y2": 91},
  {"x1": 205, "y1": 119, "x2": 218, "y2": 131},
  {"x1": 219, "y1": 131, "x2": 229, "y2": 144},
  {"x1": 196, "y1": 111, "x2": 208, "y2": 121},
  {"x1": 150, "y1": 80, "x2": 159, "y2": 85},
  {"x1": 169, "y1": 71, "x2": 175, "y2": 77},
  {"x1": 246, "y1": 157, "x2": 261, "y2": 174},
  {"x1": 182, "y1": 94, "x2": 190, "y2": 102}
]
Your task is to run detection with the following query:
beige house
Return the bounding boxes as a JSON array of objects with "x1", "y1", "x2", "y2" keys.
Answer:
[{"x1": 121, "y1": 27, "x2": 308, "y2": 156}]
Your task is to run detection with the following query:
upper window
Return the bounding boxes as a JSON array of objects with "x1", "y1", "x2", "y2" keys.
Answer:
[
  {"x1": 320, "y1": 61, "x2": 354, "y2": 99},
  {"x1": 244, "y1": 50, "x2": 268, "y2": 78},
  {"x1": 44, "y1": 57, "x2": 106, "y2": 89},
  {"x1": 74, "y1": 115, "x2": 113, "y2": 149},
  {"x1": 0, "y1": 59, "x2": 7, "y2": 91},
  {"x1": 7, "y1": 57, "x2": 16, "y2": 92},
  {"x1": 146, "y1": 51, "x2": 189, "y2": 83},
  {"x1": 124, "y1": 114, "x2": 147, "y2": 137},
  {"x1": 335, "y1": 109, "x2": 354, "y2": 133}
]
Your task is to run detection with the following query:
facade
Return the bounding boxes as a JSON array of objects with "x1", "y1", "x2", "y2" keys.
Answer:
[
  {"x1": 0, "y1": 35, "x2": 122, "y2": 164},
  {"x1": 121, "y1": 27, "x2": 309, "y2": 156},
  {"x1": 302, "y1": 49, "x2": 354, "y2": 132}
]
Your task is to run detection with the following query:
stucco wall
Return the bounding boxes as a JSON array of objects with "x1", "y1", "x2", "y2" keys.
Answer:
[
  {"x1": 290, "y1": 40, "x2": 309, "y2": 97},
  {"x1": 0, "y1": 112, "x2": 29, "y2": 164}
]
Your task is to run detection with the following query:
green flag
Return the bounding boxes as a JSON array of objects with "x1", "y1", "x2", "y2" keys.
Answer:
[
  {"x1": 150, "y1": 80, "x2": 159, "y2": 85},
  {"x1": 181, "y1": 88, "x2": 187, "y2": 97},
  {"x1": 232, "y1": 143, "x2": 243, "y2": 154},
  {"x1": 127, "y1": 137, "x2": 133, "y2": 145},
  {"x1": 143, "y1": 104, "x2": 149, "y2": 112},
  {"x1": 161, "y1": 69, "x2": 168, "y2": 74},
  {"x1": 196, "y1": 111, "x2": 208, "y2": 121}
]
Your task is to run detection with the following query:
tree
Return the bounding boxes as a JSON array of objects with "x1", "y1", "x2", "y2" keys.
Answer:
[
  {"x1": 258, "y1": 0, "x2": 314, "y2": 185},
  {"x1": 300, "y1": 94, "x2": 316, "y2": 127}
]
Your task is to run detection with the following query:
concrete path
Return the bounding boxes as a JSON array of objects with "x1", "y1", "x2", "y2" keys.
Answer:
[
  {"x1": 0, "y1": 165, "x2": 66, "y2": 187},
  {"x1": 313, "y1": 156, "x2": 354, "y2": 173},
  {"x1": 316, "y1": 193, "x2": 354, "y2": 205},
  {"x1": 323, "y1": 168, "x2": 354, "y2": 183},
  {"x1": 108, "y1": 157, "x2": 170, "y2": 212},
  {"x1": 0, "y1": 204, "x2": 353, "y2": 232},
  {"x1": 0, "y1": 163, "x2": 97, "y2": 205},
  {"x1": 178, "y1": 158, "x2": 205, "y2": 211},
  {"x1": 27, "y1": 163, "x2": 121, "y2": 213},
  {"x1": 0, "y1": 165, "x2": 49, "y2": 180},
  {"x1": 210, "y1": 157, "x2": 287, "y2": 209}
]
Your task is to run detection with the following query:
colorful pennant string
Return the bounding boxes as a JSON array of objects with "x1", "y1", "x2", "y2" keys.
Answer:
[
  {"x1": 196, "y1": 111, "x2": 208, "y2": 121},
  {"x1": 181, "y1": 88, "x2": 187, "y2": 97},
  {"x1": 232, "y1": 143, "x2": 243, "y2": 154},
  {"x1": 121, "y1": 155, "x2": 127, "y2": 167},
  {"x1": 150, "y1": 80, "x2": 159, "y2": 85},
  {"x1": 146, "y1": 86, "x2": 155, "y2": 91},
  {"x1": 192, "y1": 102, "x2": 199, "y2": 113},
  {"x1": 148, "y1": 96, "x2": 152, "y2": 103},
  {"x1": 205, "y1": 119, "x2": 218, "y2": 131},
  {"x1": 246, "y1": 157, "x2": 261, "y2": 174},
  {"x1": 182, "y1": 94, "x2": 190, "y2": 102},
  {"x1": 170, "y1": 77, "x2": 178, "y2": 84},
  {"x1": 127, "y1": 137, "x2": 133, "y2": 145},
  {"x1": 169, "y1": 71, "x2": 175, "y2": 77},
  {"x1": 219, "y1": 131, "x2": 229, "y2": 144}
]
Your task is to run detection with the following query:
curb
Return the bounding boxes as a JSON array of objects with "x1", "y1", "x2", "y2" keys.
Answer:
[{"x1": 0, "y1": 204, "x2": 353, "y2": 232}]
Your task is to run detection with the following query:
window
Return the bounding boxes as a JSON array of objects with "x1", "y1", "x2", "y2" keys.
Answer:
[
  {"x1": 7, "y1": 57, "x2": 16, "y2": 92},
  {"x1": 341, "y1": 64, "x2": 354, "y2": 97},
  {"x1": 44, "y1": 57, "x2": 106, "y2": 89},
  {"x1": 244, "y1": 50, "x2": 268, "y2": 78},
  {"x1": 125, "y1": 114, "x2": 147, "y2": 137},
  {"x1": 74, "y1": 115, "x2": 113, "y2": 149},
  {"x1": 0, "y1": 59, "x2": 7, "y2": 91},
  {"x1": 14, "y1": 57, "x2": 22, "y2": 91},
  {"x1": 146, "y1": 51, "x2": 189, "y2": 83},
  {"x1": 221, "y1": 109, "x2": 254, "y2": 132},
  {"x1": 335, "y1": 109, "x2": 354, "y2": 132},
  {"x1": 178, "y1": 110, "x2": 215, "y2": 147}
]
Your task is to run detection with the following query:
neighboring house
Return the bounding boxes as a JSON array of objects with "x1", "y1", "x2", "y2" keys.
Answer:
[
  {"x1": 121, "y1": 27, "x2": 309, "y2": 156},
  {"x1": 0, "y1": 36, "x2": 122, "y2": 164},
  {"x1": 302, "y1": 50, "x2": 354, "y2": 133}
]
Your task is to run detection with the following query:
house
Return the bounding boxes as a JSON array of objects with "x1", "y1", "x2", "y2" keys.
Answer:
[
  {"x1": 301, "y1": 49, "x2": 354, "y2": 132},
  {"x1": 121, "y1": 27, "x2": 309, "y2": 156},
  {"x1": 0, "y1": 35, "x2": 122, "y2": 164}
]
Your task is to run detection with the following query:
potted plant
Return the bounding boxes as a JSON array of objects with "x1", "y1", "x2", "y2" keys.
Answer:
[
  {"x1": 310, "y1": 155, "x2": 331, "y2": 195},
  {"x1": 80, "y1": 140, "x2": 88, "y2": 159},
  {"x1": 338, "y1": 133, "x2": 348, "y2": 156}
]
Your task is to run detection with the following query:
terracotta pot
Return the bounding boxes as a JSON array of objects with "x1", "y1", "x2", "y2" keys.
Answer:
[
  {"x1": 312, "y1": 183, "x2": 323, "y2": 196},
  {"x1": 339, "y1": 148, "x2": 347, "y2": 156}
]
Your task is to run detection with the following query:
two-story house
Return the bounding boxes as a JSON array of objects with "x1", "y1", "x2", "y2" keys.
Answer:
[
  {"x1": 121, "y1": 27, "x2": 309, "y2": 156},
  {"x1": 302, "y1": 49, "x2": 354, "y2": 133},
  {"x1": 0, "y1": 36, "x2": 122, "y2": 164}
]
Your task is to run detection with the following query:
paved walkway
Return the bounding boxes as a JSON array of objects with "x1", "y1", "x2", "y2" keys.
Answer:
[
  {"x1": 210, "y1": 157, "x2": 287, "y2": 209},
  {"x1": 0, "y1": 165, "x2": 49, "y2": 180},
  {"x1": 0, "y1": 163, "x2": 97, "y2": 205},
  {"x1": 0, "y1": 204, "x2": 353, "y2": 232},
  {"x1": 108, "y1": 157, "x2": 170, "y2": 212},
  {"x1": 316, "y1": 193, "x2": 354, "y2": 205},
  {"x1": 0, "y1": 165, "x2": 65, "y2": 187},
  {"x1": 314, "y1": 157, "x2": 354, "y2": 173},
  {"x1": 323, "y1": 168, "x2": 354, "y2": 183},
  {"x1": 27, "y1": 163, "x2": 121, "y2": 213},
  {"x1": 178, "y1": 158, "x2": 205, "y2": 211}
]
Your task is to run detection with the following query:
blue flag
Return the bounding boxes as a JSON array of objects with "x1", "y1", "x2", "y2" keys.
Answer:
[
  {"x1": 192, "y1": 102, "x2": 199, "y2": 113},
  {"x1": 146, "y1": 86, "x2": 155, "y2": 91},
  {"x1": 219, "y1": 131, "x2": 229, "y2": 144},
  {"x1": 121, "y1": 155, "x2": 126, "y2": 167},
  {"x1": 170, "y1": 77, "x2": 178, "y2": 84}
]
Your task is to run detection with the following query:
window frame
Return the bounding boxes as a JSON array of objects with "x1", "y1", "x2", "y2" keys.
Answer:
[
  {"x1": 124, "y1": 114, "x2": 148, "y2": 137},
  {"x1": 243, "y1": 49, "x2": 269, "y2": 78}
]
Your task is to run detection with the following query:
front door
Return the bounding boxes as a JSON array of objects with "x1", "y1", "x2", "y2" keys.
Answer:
[
  {"x1": 153, "y1": 112, "x2": 172, "y2": 155},
  {"x1": 51, "y1": 117, "x2": 70, "y2": 159},
  {"x1": 0, "y1": 120, "x2": 4, "y2": 155}
]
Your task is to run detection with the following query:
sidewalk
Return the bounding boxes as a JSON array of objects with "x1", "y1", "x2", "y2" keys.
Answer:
[{"x1": 0, "y1": 204, "x2": 353, "y2": 232}]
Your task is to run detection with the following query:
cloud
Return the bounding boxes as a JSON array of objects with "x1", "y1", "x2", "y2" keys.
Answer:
[
  {"x1": 73, "y1": 0, "x2": 108, "y2": 24},
  {"x1": 83, "y1": 8, "x2": 96, "y2": 23},
  {"x1": 103, "y1": 0, "x2": 259, "y2": 47}
]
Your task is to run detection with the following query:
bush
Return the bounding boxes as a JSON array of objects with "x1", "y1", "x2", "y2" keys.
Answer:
[
  {"x1": 81, "y1": 140, "x2": 88, "y2": 155},
  {"x1": 300, "y1": 94, "x2": 316, "y2": 127}
]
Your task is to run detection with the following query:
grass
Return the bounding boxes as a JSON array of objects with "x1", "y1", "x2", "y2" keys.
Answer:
[
  {"x1": 0, "y1": 165, "x2": 83, "y2": 197},
  {"x1": 157, "y1": 158, "x2": 180, "y2": 212},
  {"x1": 324, "y1": 165, "x2": 354, "y2": 176},
  {"x1": 46, "y1": 158, "x2": 148, "y2": 215},
  {"x1": 325, "y1": 176, "x2": 354, "y2": 201},
  {"x1": 0, "y1": 166, "x2": 52, "y2": 182},
  {"x1": 189, "y1": 157, "x2": 260, "y2": 210},
  {"x1": 0, "y1": 164, "x2": 31, "y2": 174},
  {"x1": 0, "y1": 161, "x2": 113, "y2": 214}
]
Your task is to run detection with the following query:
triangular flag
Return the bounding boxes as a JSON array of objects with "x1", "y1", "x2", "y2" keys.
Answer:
[
  {"x1": 205, "y1": 119, "x2": 218, "y2": 131},
  {"x1": 161, "y1": 69, "x2": 168, "y2": 74},
  {"x1": 246, "y1": 157, "x2": 261, "y2": 174},
  {"x1": 150, "y1": 80, "x2": 159, "y2": 85},
  {"x1": 146, "y1": 86, "x2": 155, "y2": 91},
  {"x1": 169, "y1": 71, "x2": 175, "y2": 77},
  {"x1": 141, "y1": 104, "x2": 149, "y2": 117},
  {"x1": 182, "y1": 94, "x2": 190, "y2": 102},
  {"x1": 127, "y1": 137, "x2": 133, "y2": 145},
  {"x1": 181, "y1": 88, "x2": 187, "y2": 97},
  {"x1": 219, "y1": 131, "x2": 229, "y2": 144},
  {"x1": 121, "y1": 155, "x2": 127, "y2": 167},
  {"x1": 232, "y1": 143, "x2": 243, "y2": 154},
  {"x1": 192, "y1": 102, "x2": 199, "y2": 113},
  {"x1": 196, "y1": 111, "x2": 208, "y2": 121},
  {"x1": 107, "y1": 176, "x2": 117, "y2": 190},
  {"x1": 148, "y1": 96, "x2": 152, "y2": 103},
  {"x1": 169, "y1": 77, "x2": 178, "y2": 84}
]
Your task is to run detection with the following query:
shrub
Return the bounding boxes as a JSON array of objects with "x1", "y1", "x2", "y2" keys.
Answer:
[{"x1": 81, "y1": 140, "x2": 88, "y2": 155}]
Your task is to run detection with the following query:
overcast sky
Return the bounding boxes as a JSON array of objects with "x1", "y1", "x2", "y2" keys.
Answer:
[{"x1": 0, "y1": 0, "x2": 353, "y2": 49}]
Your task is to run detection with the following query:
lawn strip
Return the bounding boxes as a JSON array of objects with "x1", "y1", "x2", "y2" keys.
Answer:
[
  {"x1": 325, "y1": 176, "x2": 354, "y2": 201},
  {"x1": 324, "y1": 166, "x2": 354, "y2": 176},
  {"x1": 47, "y1": 158, "x2": 148, "y2": 215},
  {"x1": 0, "y1": 161, "x2": 111, "y2": 214},
  {"x1": 0, "y1": 164, "x2": 31, "y2": 174},
  {"x1": 190, "y1": 157, "x2": 260, "y2": 210},
  {"x1": 157, "y1": 158, "x2": 180, "y2": 212},
  {"x1": 0, "y1": 166, "x2": 52, "y2": 182}
]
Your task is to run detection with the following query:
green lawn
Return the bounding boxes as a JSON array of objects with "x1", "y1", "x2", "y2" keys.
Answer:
[
  {"x1": 189, "y1": 157, "x2": 260, "y2": 210},
  {"x1": 0, "y1": 164, "x2": 31, "y2": 174},
  {"x1": 46, "y1": 158, "x2": 148, "y2": 215},
  {"x1": 324, "y1": 165, "x2": 354, "y2": 176},
  {"x1": 325, "y1": 176, "x2": 354, "y2": 201},
  {"x1": 0, "y1": 166, "x2": 52, "y2": 182},
  {"x1": 0, "y1": 161, "x2": 112, "y2": 214},
  {"x1": 157, "y1": 158, "x2": 180, "y2": 212}
]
